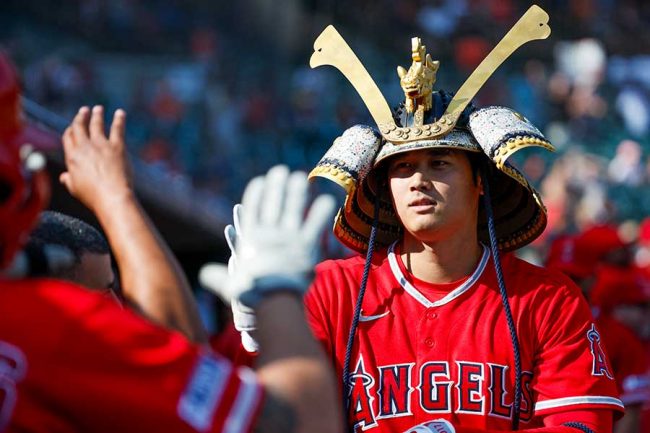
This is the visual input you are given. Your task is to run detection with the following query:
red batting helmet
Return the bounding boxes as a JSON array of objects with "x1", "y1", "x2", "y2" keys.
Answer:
[{"x1": 0, "y1": 50, "x2": 50, "y2": 268}]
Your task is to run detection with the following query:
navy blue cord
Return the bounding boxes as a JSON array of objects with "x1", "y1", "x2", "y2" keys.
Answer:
[
  {"x1": 481, "y1": 168, "x2": 522, "y2": 430},
  {"x1": 342, "y1": 192, "x2": 381, "y2": 429}
]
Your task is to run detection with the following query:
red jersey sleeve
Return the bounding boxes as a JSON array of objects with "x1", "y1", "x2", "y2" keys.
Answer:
[
  {"x1": 528, "y1": 272, "x2": 624, "y2": 417},
  {"x1": 304, "y1": 261, "x2": 339, "y2": 360},
  {"x1": 0, "y1": 279, "x2": 263, "y2": 433}
]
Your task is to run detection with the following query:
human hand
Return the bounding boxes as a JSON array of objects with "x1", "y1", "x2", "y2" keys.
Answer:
[
  {"x1": 200, "y1": 204, "x2": 260, "y2": 352},
  {"x1": 60, "y1": 105, "x2": 132, "y2": 214},
  {"x1": 201, "y1": 165, "x2": 336, "y2": 309}
]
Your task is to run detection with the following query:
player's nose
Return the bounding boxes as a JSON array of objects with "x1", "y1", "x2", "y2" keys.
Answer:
[{"x1": 408, "y1": 169, "x2": 432, "y2": 191}]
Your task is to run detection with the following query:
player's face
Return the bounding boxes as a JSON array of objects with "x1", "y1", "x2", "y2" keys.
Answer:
[{"x1": 387, "y1": 148, "x2": 482, "y2": 243}]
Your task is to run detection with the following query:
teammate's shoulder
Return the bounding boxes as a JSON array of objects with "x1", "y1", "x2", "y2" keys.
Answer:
[
  {"x1": 0, "y1": 277, "x2": 115, "y2": 316},
  {"x1": 0, "y1": 276, "x2": 89, "y2": 295}
]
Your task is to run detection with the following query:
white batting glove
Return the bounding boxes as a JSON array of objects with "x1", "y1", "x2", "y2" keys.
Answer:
[
  {"x1": 201, "y1": 165, "x2": 336, "y2": 308},
  {"x1": 200, "y1": 204, "x2": 259, "y2": 352},
  {"x1": 403, "y1": 420, "x2": 455, "y2": 433}
]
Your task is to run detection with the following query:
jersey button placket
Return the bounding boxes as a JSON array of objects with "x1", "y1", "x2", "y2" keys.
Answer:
[{"x1": 420, "y1": 308, "x2": 437, "y2": 349}]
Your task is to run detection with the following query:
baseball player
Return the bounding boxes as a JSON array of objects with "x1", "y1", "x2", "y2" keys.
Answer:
[
  {"x1": 217, "y1": 7, "x2": 623, "y2": 433},
  {"x1": 304, "y1": 9, "x2": 624, "y2": 432},
  {"x1": 589, "y1": 266, "x2": 650, "y2": 433},
  {"x1": 546, "y1": 229, "x2": 650, "y2": 433},
  {"x1": 0, "y1": 51, "x2": 340, "y2": 433}
]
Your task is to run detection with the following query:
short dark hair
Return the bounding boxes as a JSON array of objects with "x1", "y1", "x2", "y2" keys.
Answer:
[{"x1": 27, "y1": 211, "x2": 110, "y2": 265}]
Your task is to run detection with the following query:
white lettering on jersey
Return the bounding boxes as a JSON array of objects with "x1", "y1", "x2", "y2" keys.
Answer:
[
  {"x1": 178, "y1": 354, "x2": 232, "y2": 431},
  {"x1": 376, "y1": 363, "x2": 415, "y2": 420},
  {"x1": 0, "y1": 340, "x2": 27, "y2": 430},
  {"x1": 350, "y1": 358, "x2": 535, "y2": 432},
  {"x1": 348, "y1": 356, "x2": 378, "y2": 431}
]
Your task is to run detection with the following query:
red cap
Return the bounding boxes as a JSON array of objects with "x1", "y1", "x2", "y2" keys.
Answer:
[
  {"x1": 574, "y1": 224, "x2": 627, "y2": 265},
  {"x1": 590, "y1": 266, "x2": 650, "y2": 311},
  {"x1": 545, "y1": 234, "x2": 592, "y2": 279}
]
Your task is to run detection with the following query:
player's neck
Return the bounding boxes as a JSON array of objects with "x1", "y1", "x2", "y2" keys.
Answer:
[{"x1": 399, "y1": 231, "x2": 483, "y2": 284}]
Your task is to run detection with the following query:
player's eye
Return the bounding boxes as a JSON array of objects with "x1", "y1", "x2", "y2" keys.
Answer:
[
  {"x1": 430, "y1": 159, "x2": 449, "y2": 168},
  {"x1": 390, "y1": 160, "x2": 412, "y2": 172}
]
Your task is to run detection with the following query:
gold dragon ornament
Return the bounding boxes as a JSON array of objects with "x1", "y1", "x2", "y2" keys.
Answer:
[{"x1": 397, "y1": 37, "x2": 440, "y2": 127}]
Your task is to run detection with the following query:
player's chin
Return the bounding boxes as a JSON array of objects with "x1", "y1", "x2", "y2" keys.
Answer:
[{"x1": 404, "y1": 220, "x2": 443, "y2": 239}]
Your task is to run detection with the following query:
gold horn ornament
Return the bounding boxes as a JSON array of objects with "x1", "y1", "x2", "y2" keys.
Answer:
[{"x1": 310, "y1": 4, "x2": 551, "y2": 144}]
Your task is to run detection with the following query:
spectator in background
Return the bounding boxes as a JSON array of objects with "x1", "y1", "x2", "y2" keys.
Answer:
[
  {"x1": 589, "y1": 267, "x2": 650, "y2": 433},
  {"x1": 608, "y1": 139, "x2": 645, "y2": 187},
  {"x1": 635, "y1": 218, "x2": 650, "y2": 277},
  {"x1": 545, "y1": 227, "x2": 649, "y2": 433}
]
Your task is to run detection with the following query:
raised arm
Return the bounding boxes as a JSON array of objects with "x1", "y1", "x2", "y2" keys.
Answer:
[
  {"x1": 201, "y1": 165, "x2": 343, "y2": 433},
  {"x1": 60, "y1": 105, "x2": 207, "y2": 343}
]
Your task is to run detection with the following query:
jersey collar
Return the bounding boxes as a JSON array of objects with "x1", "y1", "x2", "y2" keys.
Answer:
[{"x1": 387, "y1": 242, "x2": 490, "y2": 308}]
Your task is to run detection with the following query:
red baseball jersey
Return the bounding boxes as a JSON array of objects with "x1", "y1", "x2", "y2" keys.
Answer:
[
  {"x1": 0, "y1": 278, "x2": 263, "y2": 433},
  {"x1": 305, "y1": 243, "x2": 623, "y2": 432}
]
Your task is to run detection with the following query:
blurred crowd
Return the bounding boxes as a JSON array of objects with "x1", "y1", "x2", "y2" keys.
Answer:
[{"x1": 0, "y1": 0, "x2": 648, "y2": 204}]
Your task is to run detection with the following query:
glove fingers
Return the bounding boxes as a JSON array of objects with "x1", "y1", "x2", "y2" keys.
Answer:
[
  {"x1": 227, "y1": 255, "x2": 237, "y2": 276},
  {"x1": 231, "y1": 299, "x2": 256, "y2": 330},
  {"x1": 198, "y1": 263, "x2": 232, "y2": 301},
  {"x1": 232, "y1": 203, "x2": 243, "y2": 239},
  {"x1": 282, "y1": 171, "x2": 308, "y2": 230},
  {"x1": 224, "y1": 224, "x2": 238, "y2": 255},
  {"x1": 302, "y1": 194, "x2": 337, "y2": 253},
  {"x1": 261, "y1": 165, "x2": 290, "y2": 226},
  {"x1": 240, "y1": 176, "x2": 265, "y2": 232},
  {"x1": 240, "y1": 331, "x2": 260, "y2": 353}
]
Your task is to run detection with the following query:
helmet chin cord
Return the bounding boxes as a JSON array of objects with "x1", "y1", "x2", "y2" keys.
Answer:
[
  {"x1": 481, "y1": 165, "x2": 523, "y2": 430},
  {"x1": 342, "y1": 190, "x2": 381, "y2": 432}
]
